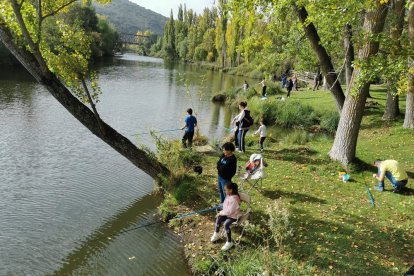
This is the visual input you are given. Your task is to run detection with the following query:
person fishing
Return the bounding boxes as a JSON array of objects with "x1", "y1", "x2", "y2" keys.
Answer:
[
  {"x1": 232, "y1": 101, "x2": 253, "y2": 153},
  {"x1": 210, "y1": 182, "x2": 240, "y2": 251},
  {"x1": 373, "y1": 159, "x2": 408, "y2": 193},
  {"x1": 217, "y1": 142, "x2": 237, "y2": 204},
  {"x1": 261, "y1": 77, "x2": 267, "y2": 97},
  {"x1": 181, "y1": 108, "x2": 197, "y2": 148}
]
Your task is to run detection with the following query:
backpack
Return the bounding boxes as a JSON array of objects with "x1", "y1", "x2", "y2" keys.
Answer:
[{"x1": 242, "y1": 110, "x2": 254, "y2": 128}]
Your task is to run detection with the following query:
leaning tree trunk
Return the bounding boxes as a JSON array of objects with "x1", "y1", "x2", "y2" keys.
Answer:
[
  {"x1": 383, "y1": 0, "x2": 405, "y2": 121},
  {"x1": 329, "y1": 2, "x2": 389, "y2": 165},
  {"x1": 296, "y1": 6, "x2": 346, "y2": 113},
  {"x1": 403, "y1": 1, "x2": 414, "y2": 128},
  {"x1": 0, "y1": 27, "x2": 170, "y2": 182},
  {"x1": 344, "y1": 23, "x2": 355, "y2": 90}
]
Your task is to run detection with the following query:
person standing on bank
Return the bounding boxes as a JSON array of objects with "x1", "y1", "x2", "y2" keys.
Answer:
[
  {"x1": 253, "y1": 119, "x2": 267, "y2": 153},
  {"x1": 286, "y1": 77, "x2": 293, "y2": 98},
  {"x1": 243, "y1": 80, "x2": 249, "y2": 91},
  {"x1": 292, "y1": 74, "x2": 298, "y2": 91},
  {"x1": 373, "y1": 159, "x2": 408, "y2": 193},
  {"x1": 232, "y1": 101, "x2": 253, "y2": 153},
  {"x1": 181, "y1": 108, "x2": 197, "y2": 148},
  {"x1": 313, "y1": 71, "x2": 322, "y2": 90},
  {"x1": 261, "y1": 77, "x2": 267, "y2": 97},
  {"x1": 216, "y1": 143, "x2": 237, "y2": 204}
]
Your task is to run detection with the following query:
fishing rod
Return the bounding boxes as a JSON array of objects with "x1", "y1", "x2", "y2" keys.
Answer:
[
  {"x1": 133, "y1": 128, "x2": 182, "y2": 136},
  {"x1": 363, "y1": 177, "x2": 376, "y2": 208},
  {"x1": 107, "y1": 205, "x2": 221, "y2": 239}
]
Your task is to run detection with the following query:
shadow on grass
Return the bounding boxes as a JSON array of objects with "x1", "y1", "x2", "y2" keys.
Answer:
[
  {"x1": 265, "y1": 147, "x2": 329, "y2": 166},
  {"x1": 285, "y1": 207, "x2": 413, "y2": 275},
  {"x1": 261, "y1": 189, "x2": 327, "y2": 204}
]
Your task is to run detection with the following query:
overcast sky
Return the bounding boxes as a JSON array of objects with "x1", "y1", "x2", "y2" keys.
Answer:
[{"x1": 130, "y1": 0, "x2": 215, "y2": 17}]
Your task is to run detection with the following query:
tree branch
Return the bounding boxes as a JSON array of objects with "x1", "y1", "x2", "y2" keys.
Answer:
[
  {"x1": 9, "y1": 0, "x2": 50, "y2": 76},
  {"x1": 80, "y1": 76, "x2": 106, "y2": 135},
  {"x1": 41, "y1": 0, "x2": 77, "y2": 21}
]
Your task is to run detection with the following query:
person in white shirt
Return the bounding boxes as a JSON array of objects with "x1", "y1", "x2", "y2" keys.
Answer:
[
  {"x1": 243, "y1": 80, "x2": 249, "y2": 91},
  {"x1": 253, "y1": 119, "x2": 267, "y2": 152},
  {"x1": 261, "y1": 77, "x2": 267, "y2": 97},
  {"x1": 232, "y1": 101, "x2": 252, "y2": 153}
]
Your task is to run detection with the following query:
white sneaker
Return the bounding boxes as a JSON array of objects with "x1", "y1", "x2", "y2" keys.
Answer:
[
  {"x1": 210, "y1": 232, "x2": 219, "y2": 242},
  {"x1": 221, "y1": 241, "x2": 233, "y2": 251}
]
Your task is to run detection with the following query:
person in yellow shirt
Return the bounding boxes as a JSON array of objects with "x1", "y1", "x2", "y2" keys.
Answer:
[{"x1": 373, "y1": 159, "x2": 408, "y2": 193}]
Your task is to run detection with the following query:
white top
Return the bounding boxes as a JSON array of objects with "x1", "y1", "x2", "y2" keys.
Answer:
[
  {"x1": 243, "y1": 83, "x2": 248, "y2": 91},
  {"x1": 233, "y1": 109, "x2": 249, "y2": 130},
  {"x1": 254, "y1": 125, "x2": 267, "y2": 137},
  {"x1": 261, "y1": 79, "x2": 266, "y2": 87}
]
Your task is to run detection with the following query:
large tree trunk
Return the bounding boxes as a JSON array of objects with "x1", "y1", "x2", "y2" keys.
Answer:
[
  {"x1": 329, "y1": 2, "x2": 389, "y2": 165},
  {"x1": 403, "y1": 2, "x2": 414, "y2": 128},
  {"x1": 344, "y1": 23, "x2": 355, "y2": 90},
  {"x1": 383, "y1": 0, "x2": 405, "y2": 121},
  {"x1": 0, "y1": 27, "x2": 170, "y2": 182},
  {"x1": 295, "y1": 6, "x2": 346, "y2": 113}
]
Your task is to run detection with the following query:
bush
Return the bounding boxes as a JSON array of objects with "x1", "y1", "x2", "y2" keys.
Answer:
[
  {"x1": 283, "y1": 130, "x2": 310, "y2": 145},
  {"x1": 248, "y1": 98, "x2": 318, "y2": 129},
  {"x1": 266, "y1": 199, "x2": 293, "y2": 250},
  {"x1": 320, "y1": 110, "x2": 340, "y2": 133},
  {"x1": 171, "y1": 174, "x2": 197, "y2": 203}
]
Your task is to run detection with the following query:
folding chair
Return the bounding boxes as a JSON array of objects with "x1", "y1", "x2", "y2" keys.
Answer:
[{"x1": 239, "y1": 153, "x2": 267, "y2": 192}]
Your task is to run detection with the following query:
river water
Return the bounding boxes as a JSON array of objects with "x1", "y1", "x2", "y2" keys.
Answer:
[{"x1": 0, "y1": 54, "x2": 250, "y2": 275}]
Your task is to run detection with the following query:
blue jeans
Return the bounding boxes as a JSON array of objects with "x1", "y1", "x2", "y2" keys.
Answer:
[
  {"x1": 218, "y1": 176, "x2": 230, "y2": 203},
  {"x1": 377, "y1": 168, "x2": 408, "y2": 189}
]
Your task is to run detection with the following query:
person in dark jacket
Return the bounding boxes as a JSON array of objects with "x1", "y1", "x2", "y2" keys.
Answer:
[
  {"x1": 286, "y1": 77, "x2": 293, "y2": 98},
  {"x1": 217, "y1": 142, "x2": 237, "y2": 203}
]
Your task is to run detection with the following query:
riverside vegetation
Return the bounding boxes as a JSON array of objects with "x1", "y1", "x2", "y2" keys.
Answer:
[{"x1": 155, "y1": 85, "x2": 413, "y2": 275}]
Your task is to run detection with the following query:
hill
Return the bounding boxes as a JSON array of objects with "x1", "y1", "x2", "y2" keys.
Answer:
[{"x1": 93, "y1": 0, "x2": 167, "y2": 35}]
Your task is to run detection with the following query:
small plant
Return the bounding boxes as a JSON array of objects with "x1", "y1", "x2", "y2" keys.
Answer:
[{"x1": 265, "y1": 199, "x2": 293, "y2": 251}]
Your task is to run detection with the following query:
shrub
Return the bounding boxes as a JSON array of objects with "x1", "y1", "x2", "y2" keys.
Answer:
[
  {"x1": 266, "y1": 199, "x2": 293, "y2": 251},
  {"x1": 320, "y1": 110, "x2": 340, "y2": 133},
  {"x1": 283, "y1": 130, "x2": 310, "y2": 145}
]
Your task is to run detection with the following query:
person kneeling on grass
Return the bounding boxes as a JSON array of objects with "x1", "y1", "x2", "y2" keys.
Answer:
[
  {"x1": 211, "y1": 182, "x2": 240, "y2": 251},
  {"x1": 373, "y1": 159, "x2": 408, "y2": 193}
]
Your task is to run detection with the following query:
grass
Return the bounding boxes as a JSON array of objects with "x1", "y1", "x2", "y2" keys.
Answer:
[{"x1": 158, "y1": 85, "x2": 414, "y2": 275}]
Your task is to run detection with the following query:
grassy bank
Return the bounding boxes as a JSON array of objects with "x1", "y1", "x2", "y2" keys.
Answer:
[{"x1": 157, "y1": 86, "x2": 413, "y2": 275}]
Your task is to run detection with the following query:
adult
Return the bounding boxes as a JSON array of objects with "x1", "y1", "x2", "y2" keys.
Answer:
[
  {"x1": 286, "y1": 77, "x2": 293, "y2": 98},
  {"x1": 243, "y1": 80, "x2": 249, "y2": 91},
  {"x1": 281, "y1": 73, "x2": 287, "y2": 88},
  {"x1": 373, "y1": 159, "x2": 408, "y2": 192},
  {"x1": 292, "y1": 74, "x2": 298, "y2": 91},
  {"x1": 261, "y1": 77, "x2": 267, "y2": 97},
  {"x1": 313, "y1": 72, "x2": 322, "y2": 91},
  {"x1": 216, "y1": 142, "x2": 237, "y2": 203},
  {"x1": 232, "y1": 101, "x2": 252, "y2": 153},
  {"x1": 181, "y1": 108, "x2": 197, "y2": 148}
]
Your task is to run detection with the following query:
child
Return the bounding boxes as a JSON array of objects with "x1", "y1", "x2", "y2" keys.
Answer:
[
  {"x1": 181, "y1": 108, "x2": 197, "y2": 148},
  {"x1": 211, "y1": 182, "x2": 240, "y2": 251},
  {"x1": 216, "y1": 142, "x2": 237, "y2": 204},
  {"x1": 253, "y1": 119, "x2": 267, "y2": 153}
]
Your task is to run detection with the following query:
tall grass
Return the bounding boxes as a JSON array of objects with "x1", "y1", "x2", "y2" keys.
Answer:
[{"x1": 320, "y1": 110, "x2": 340, "y2": 133}]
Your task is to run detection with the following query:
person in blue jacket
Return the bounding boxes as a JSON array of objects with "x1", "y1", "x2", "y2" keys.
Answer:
[{"x1": 181, "y1": 108, "x2": 197, "y2": 148}]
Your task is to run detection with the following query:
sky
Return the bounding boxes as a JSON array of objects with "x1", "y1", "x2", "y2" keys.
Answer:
[{"x1": 130, "y1": 0, "x2": 215, "y2": 17}]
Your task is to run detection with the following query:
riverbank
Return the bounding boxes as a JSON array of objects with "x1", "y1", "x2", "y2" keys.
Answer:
[{"x1": 157, "y1": 86, "x2": 414, "y2": 275}]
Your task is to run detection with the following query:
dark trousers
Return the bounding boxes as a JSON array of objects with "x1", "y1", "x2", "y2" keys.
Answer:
[
  {"x1": 237, "y1": 129, "x2": 248, "y2": 152},
  {"x1": 313, "y1": 80, "x2": 320, "y2": 90},
  {"x1": 234, "y1": 128, "x2": 239, "y2": 148},
  {"x1": 262, "y1": 86, "x2": 267, "y2": 97},
  {"x1": 287, "y1": 88, "x2": 292, "y2": 98},
  {"x1": 182, "y1": 131, "x2": 194, "y2": 148},
  {"x1": 215, "y1": 215, "x2": 237, "y2": 242},
  {"x1": 259, "y1": 137, "x2": 266, "y2": 151}
]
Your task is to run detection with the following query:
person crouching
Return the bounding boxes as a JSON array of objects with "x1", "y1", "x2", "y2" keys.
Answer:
[{"x1": 211, "y1": 182, "x2": 240, "y2": 251}]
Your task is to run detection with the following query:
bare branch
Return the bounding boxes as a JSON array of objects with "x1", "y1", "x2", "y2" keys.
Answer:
[
  {"x1": 42, "y1": 0, "x2": 77, "y2": 20},
  {"x1": 80, "y1": 76, "x2": 105, "y2": 135}
]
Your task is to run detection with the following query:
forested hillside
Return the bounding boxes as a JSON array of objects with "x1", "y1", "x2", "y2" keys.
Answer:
[{"x1": 93, "y1": 0, "x2": 167, "y2": 35}]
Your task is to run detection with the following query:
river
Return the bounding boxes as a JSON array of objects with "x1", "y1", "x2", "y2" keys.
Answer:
[{"x1": 0, "y1": 53, "x2": 252, "y2": 275}]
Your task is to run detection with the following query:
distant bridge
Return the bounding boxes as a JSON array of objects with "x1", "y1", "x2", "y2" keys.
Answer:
[{"x1": 119, "y1": 33, "x2": 156, "y2": 45}]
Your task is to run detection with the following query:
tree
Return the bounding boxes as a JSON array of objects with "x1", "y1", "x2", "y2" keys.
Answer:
[
  {"x1": 344, "y1": 23, "x2": 355, "y2": 89},
  {"x1": 217, "y1": 0, "x2": 228, "y2": 67},
  {"x1": 382, "y1": 0, "x2": 405, "y2": 121},
  {"x1": 163, "y1": 10, "x2": 177, "y2": 60},
  {"x1": 0, "y1": 0, "x2": 169, "y2": 181},
  {"x1": 295, "y1": 5, "x2": 346, "y2": 113},
  {"x1": 403, "y1": 1, "x2": 414, "y2": 128},
  {"x1": 329, "y1": 1, "x2": 389, "y2": 165}
]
